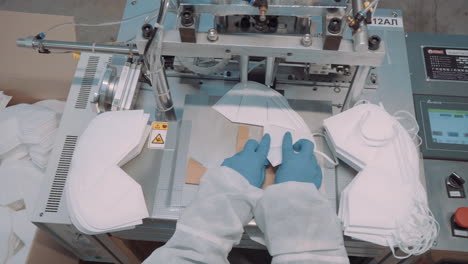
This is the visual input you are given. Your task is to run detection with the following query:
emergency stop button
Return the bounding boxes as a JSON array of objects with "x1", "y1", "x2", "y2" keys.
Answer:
[{"x1": 455, "y1": 207, "x2": 468, "y2": 229}]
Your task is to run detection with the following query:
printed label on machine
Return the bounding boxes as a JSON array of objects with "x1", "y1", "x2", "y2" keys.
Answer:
[
  {"x1": 148, "y1": 122, "x2": 168, "y2": 149},
  {"x1": 423, "y1": 47, "x2": 468, "y2": 82},
  {"x1": 368, "y1": 17, "x2": 403, "y2": 28}
]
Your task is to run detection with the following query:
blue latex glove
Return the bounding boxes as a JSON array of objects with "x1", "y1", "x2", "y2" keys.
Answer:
[
  {"x1": 275, "y1": 132, "x2": 322, "y2": 189},
  {"x1": 222, "y1": 134, "x2": 271, "y2": 188}
]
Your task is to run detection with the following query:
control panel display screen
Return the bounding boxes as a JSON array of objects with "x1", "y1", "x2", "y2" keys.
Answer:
[
  {"x1": 414, "y1": 95, "x2": 468, "y2": 161},
  {"x1": 428, "y1": 109, "x2": 468, "y2": 145}
]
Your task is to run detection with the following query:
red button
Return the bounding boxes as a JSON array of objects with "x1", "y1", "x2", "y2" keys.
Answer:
[{"x1": 454, "y1": 207, "x2": 468, "y2": 228}]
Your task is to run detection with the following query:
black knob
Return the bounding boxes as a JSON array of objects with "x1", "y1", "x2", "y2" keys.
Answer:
[
  {"x1": 368, "y1": 35, "x2": 381, "y2": 51},
  {"x1": 141, "y1": 24, "x2": 153, "y2": 39},
  {"x1": 448, "y1": 172, "x2": 466, "y2": 188},
  {"x1": 328, "y1": 18, "x2": 342, "y2": 34},
  {"x1": 181, "y1": 11, "x2": 194, "y2": 27}
]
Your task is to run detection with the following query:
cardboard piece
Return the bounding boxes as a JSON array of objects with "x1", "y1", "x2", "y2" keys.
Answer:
[
  {"x1": 27, "y1": 229, "x2": 78, "y2": 264},
  {"x1": 185, "y1": 158, "x2": 208, "y2": 185},
  {"x1": 236, "y1": 126, "x2": 250, "y2": 153},
  {"x1": 0, "y1": 11, "x2": 78, "y2": 105},
  {"x1": 262, "y1": 166, "x2": 276, "y2": 190}
]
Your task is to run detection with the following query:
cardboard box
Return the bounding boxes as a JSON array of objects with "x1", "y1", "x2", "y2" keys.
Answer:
[{"x1": 0, "y1": 11, "x2": 78, "y2": 105}]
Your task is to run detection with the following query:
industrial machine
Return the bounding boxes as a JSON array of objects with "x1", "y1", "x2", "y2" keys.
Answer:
[{"x1": 15, "y1": 0, "x2": 467, "y2": 263}]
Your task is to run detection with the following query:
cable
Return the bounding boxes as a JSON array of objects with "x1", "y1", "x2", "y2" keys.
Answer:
[
  {"x1": 362, "y1": 0, "x2": 380, "y2": 14},
  {"x1": 372, "y1": 0, "x2": 379, "y2": 17},
  {"x1": 44, "y1": 8, "x2": 159, "y2": 36},
  {"x1": 104, "y1": 35, "x2": 136, "y2": 45},
  {"x1": 248, "y1": 60, "x2": 265, "y2": 73},
  {"x1": 49, "y1": 51, "x2": 73, "y2": 54},
  {"x1": 311, "y1": 133, "x2": 339, "y2": 167}
]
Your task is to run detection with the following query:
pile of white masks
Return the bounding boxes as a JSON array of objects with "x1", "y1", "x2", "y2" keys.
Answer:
[
  {"x1": 324, "y1": 103, "x2": 439, "y2": 258},
  {"x1": 213, "y1": 81, "x2": 337, "y2": 167},
  {"x1": 66, "y1": 110, "x2": 150, "y2": 234},
  {"x1": 0, "y1": 160, "x2": 43, "y2": 264},
  {"x1": 0, "y1": 102, "x2": 63, "y2": 169},
  {"x1": 0, "y1": 99, "x2": 64, "y2": 264}
]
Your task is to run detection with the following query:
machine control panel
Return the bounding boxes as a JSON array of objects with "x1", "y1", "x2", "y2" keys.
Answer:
[
  {"x1": 424, "y1": 160, "x2": 468, "y2": 250},
  {"x1": 407, "y1": 33, "x2": 468, "y2": 252}
]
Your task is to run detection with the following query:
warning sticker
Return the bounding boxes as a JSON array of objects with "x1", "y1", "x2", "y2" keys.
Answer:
[
  {"x1": 152, "y1": 122, "x2": 168, "y2": 130},
  {"x1": 152, "y1": 134, "x2": 165, "y2": 144},
  {"x1": 148, "y1": 122, "x2": 168, "y2": 149}
]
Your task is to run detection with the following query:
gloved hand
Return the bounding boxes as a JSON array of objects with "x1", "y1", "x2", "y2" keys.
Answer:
[
  {"x1": 275, "y1": 132, "x2": 322, "y2": 189},
  {"x1": 222, "y1": 134, "x2": 271, "y2": 188}
]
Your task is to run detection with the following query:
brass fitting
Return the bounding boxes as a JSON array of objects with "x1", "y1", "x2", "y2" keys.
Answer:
[{"x1": 259, "y1": 5, "x2": 267, "y2": 21}]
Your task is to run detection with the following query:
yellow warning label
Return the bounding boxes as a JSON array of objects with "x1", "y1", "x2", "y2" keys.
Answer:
[
  {"x1": 152, "y1": 133, "x2": 165, "y2": 144},
  {"x1": 152, "y1": 122, "x2": 168, "y2": 130}
]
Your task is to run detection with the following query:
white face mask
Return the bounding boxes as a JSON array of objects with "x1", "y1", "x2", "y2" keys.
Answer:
[
  {"x1": 66, "y1": 110, "x2": 150, "y2": 234},
  {"x1": 326, "y1": 103, "x2": 439, "y2": 258}
]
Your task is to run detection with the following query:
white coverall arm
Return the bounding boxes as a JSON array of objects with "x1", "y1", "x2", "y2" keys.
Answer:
[
  {"x1": 254, "y1": 182, "x2": 349, "y2": 264},
  {"x1": 143, "y1": 166, "x2": 263, "y2": 264}
]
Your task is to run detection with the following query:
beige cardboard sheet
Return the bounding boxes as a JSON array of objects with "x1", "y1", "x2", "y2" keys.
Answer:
[
  {"x1": 186, "y1": 125, "x2": 276, "y2": 189},
  {"x1": 0, "y1": 11, "x2": 78, "y2": 105}
]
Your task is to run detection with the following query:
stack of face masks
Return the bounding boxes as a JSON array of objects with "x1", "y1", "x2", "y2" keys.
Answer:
[
  {"x1": 0, "y1": 104, "x2": 61, "y2": 169},
  {"x1": 324, "y1": 103, "x2": 439, "y2": 258},
  {"x1": 66, "y1": 110, "x2": 150, "y2": 234}
]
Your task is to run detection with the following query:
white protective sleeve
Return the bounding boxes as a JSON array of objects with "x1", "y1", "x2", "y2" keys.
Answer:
[
  {"x1": 143, "y1": 166, "x2": 263, "y2": 264},
  {"x1": 254, "y1": 182, "x2": 349, "y2": 264}
]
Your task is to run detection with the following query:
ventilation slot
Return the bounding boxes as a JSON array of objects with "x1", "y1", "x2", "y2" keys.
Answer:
[
  {"x1": 75, "y1": 56, "x2": 100, "y2": 109},
  {"x1": 45, "y1": 135, "x2": 78, "y2": 213}
]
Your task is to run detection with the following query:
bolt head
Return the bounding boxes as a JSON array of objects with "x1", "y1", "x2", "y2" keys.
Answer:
[
  {"x1": 392, "y1": 11, "x2": 398, "y2": 17},
  {"x1": 207, "y1": 29, "x2": 219, "y2": 42},
  {"x1": 301, "y1": 34, "x2": 313, "y2": 47},
  {"x1": 91, "y1": 93, "x2": 100, "y2": 103}
]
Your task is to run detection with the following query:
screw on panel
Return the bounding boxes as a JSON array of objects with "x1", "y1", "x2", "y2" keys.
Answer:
[
  {"x1": 207, "y1": 29, "x2": 219, "y2": 42},
  {"x1": 368, "y1": 35, "x2": 381, "y2": 51},
  {"x1": 131, "y1": 0, "x2": 137, "y2": 5},
  {"x1": 392, "y1": 11, "x2": 398, "y2": 17},
  {"x1": 301, "y1": 34, "x2": 313, "y2": 47},
  {"x1": 370, "y1": 73, "x2": 378, "y2": 84}
]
